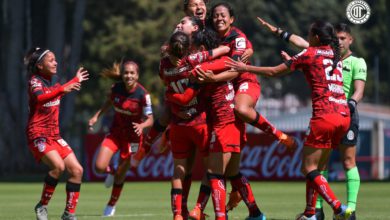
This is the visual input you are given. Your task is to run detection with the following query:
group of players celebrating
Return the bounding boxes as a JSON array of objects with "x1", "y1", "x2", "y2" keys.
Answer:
[{"x1": 25, "y1": 0, "x2": 366, "y2": 220}]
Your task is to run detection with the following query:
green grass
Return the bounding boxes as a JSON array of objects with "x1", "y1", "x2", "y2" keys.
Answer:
[{"x1": 0, "y1": 181, "x2": 389, "y2": 219}]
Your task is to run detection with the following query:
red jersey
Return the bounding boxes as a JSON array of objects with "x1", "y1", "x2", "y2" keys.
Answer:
[
  {"x1": 199, "y1": 57, "x2": 236, "y2": 127},
  {"x1": 109, "y1": 82, "x2": 152, "y2": 141},
  {"x1": 220, "y1": 26, "x2": 258, "y2": 86},
  {"x1": 159, "y1": 51, "x2": 212, "y2": 126},
  {"x1": 26, "y1": 74, "x2": 64, "y2": 139},
  {"x1": 289, "y1": 46, "x2": 349, "y2": 117}
]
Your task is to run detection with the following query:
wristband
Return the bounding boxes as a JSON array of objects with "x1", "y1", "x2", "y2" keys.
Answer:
[{"x1": 280, "y1": 31, "x2": 292, "y2": 42}]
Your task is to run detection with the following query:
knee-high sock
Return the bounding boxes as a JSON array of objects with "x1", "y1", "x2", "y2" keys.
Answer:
[
  {"x1": 304, "y1": 179, "x2": 318, "y2": 216},
  {"x1": 171, "y1": 188, "x2": 183, "y2": 216},
  {"x1": 208, "y1": 173, "x2": 226, "y2": 220},
  {"x1": 315, "y1": 170, "x2": 328, "y2": 209},
  {"x1": 40, "y1": 174, "x2": 58, "y2": 205},
  {"x1": 108, "y1": 183, "x2": 124, "y2": 206},
  {"x1": 195, "y1": 184, "x2": 211, "y2": 211},
  {"x1": 65, "y1": 181, "x2": 81, "y2": 214},
  {"x1": 307, "y1": 170, "x2": 341, "y2": 213},
  {"x1": 250, "y1": 112, "x2": 283, "y2": 139},
  {"x1": 346, "y1": 166, "x2": 360, "y2": 211}
]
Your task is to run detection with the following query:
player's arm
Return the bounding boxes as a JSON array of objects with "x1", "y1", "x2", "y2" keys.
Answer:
[
  {"x1": 133, "y1": 94, "x2": 154, "y2": 136},
  {"x1": 166, "y1": 83, "x2": 200, "y2": 105},
  {"x1": 348, "y1": 58, "x2": 367, "y2": 112},
  {"x1": 194, "y1": 56, "x2": 238, "y2": 82},
  {"x1": 257, "y1": 17, "x2": 309, "y2": 49},
  {"x1": 225, "y1": 57, "x2": 290, "y2": 77},
  {"x1": 88, "y1": 92, "x2": 113, "y2": 130},
  {"x1": 210, "y1": 45, "x2": 230, "y2": 59}
]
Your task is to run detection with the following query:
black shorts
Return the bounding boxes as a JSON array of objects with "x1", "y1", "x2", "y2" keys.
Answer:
[{"x1": 341, "y1": 108, "x2": 359, "y2": 146}]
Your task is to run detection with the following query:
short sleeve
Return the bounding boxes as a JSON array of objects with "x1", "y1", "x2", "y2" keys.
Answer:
[
  {"x1": 29, "y1": 78, "x2": 44, "y2": 96},
  {"x1": 143, "y1": 93, "x2": 153, "y2": 116},
  {"x1": 352, "y1": 58, "x2": 367, "y2": 81}
]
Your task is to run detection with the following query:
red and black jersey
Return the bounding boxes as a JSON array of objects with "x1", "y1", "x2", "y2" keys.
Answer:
[
  {"x1": 199, "y1": 57, "x2": 236, "y2": 127},
  {"x1": 109, "y1": 82, "x2": 152, "y2": 141},
  {"x1": 288, "y1": 46, "x2": 349, "y2": 117},
  {"x1": 220, "y1": 26, "x2": 258, "y2": 86},
  {"x1": 26, "y1": 74, "x2": 64, "y2": 139},
  {"x1": 159, "y1": 51, "x2": 212, "y2": 126}
]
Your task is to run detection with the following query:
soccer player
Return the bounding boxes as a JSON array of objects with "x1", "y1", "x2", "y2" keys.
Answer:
[
  {"x1": 206, "y1": 2, "x2": 297, "y2": 216},
  {"x1": 226, "y1": 20, "x2": 353, "y2": 220},
  {"x1": 257, "y1": 17, "x2": 366, "y2": 220},
  {"x1": 25, "y1": 47, "x2": 89, "y2": 220},
  {"x1": 88, "y1": 59, "x2": 153, "y2": 217}
]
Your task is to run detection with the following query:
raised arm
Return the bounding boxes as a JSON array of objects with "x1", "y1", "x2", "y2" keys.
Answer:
[
  {"x1": 225, "y1": 57, "x2": 290, "y2": 77},
  {"x1": 88, "y1": 93, "x2": 112, "y2": 130},
  {"x1": 257, "y1": 17, "x2": 309, "y2": 49}
]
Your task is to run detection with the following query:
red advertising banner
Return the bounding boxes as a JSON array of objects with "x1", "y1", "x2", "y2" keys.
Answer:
[{"x1": 84, "y1": 132, "x2": 306, "y2": 181}]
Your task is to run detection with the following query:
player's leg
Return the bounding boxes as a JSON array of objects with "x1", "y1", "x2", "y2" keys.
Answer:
[
  {"x1": 172, "y1": 158, "x2": 188, "y2": 219},
  {"x1": 62, "y1": 152, "x2": 83, "y2": 219}
]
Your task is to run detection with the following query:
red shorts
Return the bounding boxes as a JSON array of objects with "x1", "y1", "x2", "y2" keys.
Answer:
[
  {"x1": 169, "y1": 123, "x2": 209, "y2": 159},
  {"x1": 209, "y1": 122, "x2": 241, "y2": 153},
  {"x1": 304, "y1": 113, "x2": 350, "y2": 149},
  {"x1": 235, "y1": 81, "x2": 261, "y2": 104},
  {"x1": 101, "y1": 133, "x2": 142, "y2": 160},
  {"x1": 28, "y1": 136, "x2": 73, "y2": 162}
]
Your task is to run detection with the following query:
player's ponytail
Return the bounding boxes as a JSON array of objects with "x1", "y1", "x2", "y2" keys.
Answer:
[
  {"x1": 100, "y1": 59, "x2": 139, "y2": 80},
  {"x1": 330, "y1": 32, "x2": 341, "y2": 75},
  {"x1": 168, "y1": 31, "x2": 190, "y2": 59}
]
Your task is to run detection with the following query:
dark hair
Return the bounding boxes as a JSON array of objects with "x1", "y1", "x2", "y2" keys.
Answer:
[
  {"x1": 101, "y1": 59, "x2": 139, "y2": 80},
  {"x1": 334, "y1": 23, "x2": 351, "y2": 34},
  {"x1": 192, "y1": 28, "x2": 220, "y2": 50},
  {"x1": 310, "y1": 20, "x2": 340, "y2": 74},
  {"x1": 188, "y1": 16, "x2": 205, "y2": 32},
  {"x1": 210, "y1": 2, "x2": 234, "y2": 18},
  {"x1": 168, "y1": 31, "x2": 191, "y2": 58},
  {"x1": 183, "y1": 0, "x2": 209, "y2": 12},
  {"x1": 24, "y1": 47, "x2": 50, "y2": 74}
]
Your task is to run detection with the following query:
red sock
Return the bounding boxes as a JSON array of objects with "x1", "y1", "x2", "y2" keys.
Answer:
[
  {"x1": 230, "y1": 173, "x2": 260, "y2": 216},
  {"x1": 195, "y1": 184, "x2": 211, "y2": 211},
  {"x1": 182, "y1": 175, "x2": 192, "y2": 216},
  {"x1": 208, "y1": 173, "x2": 226, "y2": 220},
  {"x1": 304, "y1": 179, "x2": 318, "y2": 216},
  {"x1": 250, "y1": 112, "x2": 283, "y2": 139},
  {"x1": 307, "y1": 170, "x2": 341, "y2": 212},
  {"x1": 171, "y1": 188, "x2": 182, "y2": 216},
  {"x1": 40, "y1": 174, "x2": 58, "y2": 205},
  {"x1": 108, "y1": 183, "x2": 124, "y2": 206},
  {"x1": 65, "y1": 181, "x2": 81, "y2": 214}
]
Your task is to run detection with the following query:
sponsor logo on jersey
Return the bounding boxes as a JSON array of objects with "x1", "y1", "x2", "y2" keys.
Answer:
[
  {"x1": 164, "y1": 65, "x2": 191, "y2": 76},
  {"x1": 316, "y1": 49, "x2": 334, "y2": 57},
  {"x1": 235, "y1": 37, "x2": 246, "y2": 49},
  {"x1": 113, "y1": 106, "x2": 136, "y2": 116},
  {"x1": 43, "y1": 99, "x2": 60, "y2": 107},
  {"x1": 328, "y1": 83, "x2": 345, "y2": 94}
]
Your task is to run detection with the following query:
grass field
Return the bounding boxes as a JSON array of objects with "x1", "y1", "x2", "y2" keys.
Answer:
[{"x1": 0, "y1": 181, "x2": 389, "y2": 219}]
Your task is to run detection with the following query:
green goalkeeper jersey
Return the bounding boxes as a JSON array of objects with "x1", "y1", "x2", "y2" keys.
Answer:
[{"x1": 342, "y1": 54, "x2": 367, "y2": 99}]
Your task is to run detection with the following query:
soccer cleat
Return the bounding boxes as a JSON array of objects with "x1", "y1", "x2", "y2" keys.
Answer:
[
  {"x1": 103, "y1": 205, "x2": 116, "y2": 216},
  {"x1": 174, "y1": 214, "x2": 184, "y2": 220},
  {"x1": 278, "y1": 133, "x2": 298, "y2": 150},
  {"x1": 104, "y1": 173, "x2": 114, "y2": 188},
  {"x1": 334, "y1": 205, "x2": 353, "y2": 220},
  {"x1": 226, "y1": 190, "x2": 242, "y2": 212},
  {"x1": 315, "y1": 208, "x2": 325, "y2": 220},
  {"x1": 245, "y1": 213, "x2": 267, "y2": 220},
  {"x1": 34, "y1": 202, "x2": 48, "y2": 220},
  {"x1": 61, "y1": 211, "x2": 77, "y2": 220},
  {"x1": 295, "y1": 213, "x2": 317, "y2": 220},
  {"x1": 188, "y1": 207, "x2": 207, "y2": 220}
]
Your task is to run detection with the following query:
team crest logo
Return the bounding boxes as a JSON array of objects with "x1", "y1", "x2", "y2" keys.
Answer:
[
  {"x1": 34, "y1": 138, "x2": 47, "y2": 152},
  {"x1": 347, "y1": 130, "x2": 355, "y2": 140},
  {"x1": 346, "y1": 0, "x2": 371, "y2": 24}
]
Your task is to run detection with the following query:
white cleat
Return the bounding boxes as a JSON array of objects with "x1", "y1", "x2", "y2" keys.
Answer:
[{"x1": 103, "y1": 205, "x2": 116, "y2": 217}]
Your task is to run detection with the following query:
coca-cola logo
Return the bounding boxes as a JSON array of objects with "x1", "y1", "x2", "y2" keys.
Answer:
[{"x1": 240, "y1": 139, "x2": 303, "y2": 179}]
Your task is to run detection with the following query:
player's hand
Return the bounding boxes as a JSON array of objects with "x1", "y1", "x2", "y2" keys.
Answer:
[
  {"x1": 88, "y1": 116, "x2": 98, "y2": 131},
  {"x1": 280, "y1": 50, "x2": 292, "y2": 61},
  {"x1": 76, "y1": 67, "x2": 89, "y2": 82},
  {"x1": 257, "y1": 17, "x2": 278, "y2": 34},
  {"x1": 195, "y1": 68, "x2": 216, "y2": 82},
  {"x1": 225, "y1": 57, "x2": 247, "y2": 72},
  {"x1": 241, "y1": 48, "x2": 253, "y2": 63},
  {"x1": 132, "y1": 122, "x2": 144, "y2": 136},
  {"x1": 63, "y1": 82, "x2": 81, "y2": 93}
]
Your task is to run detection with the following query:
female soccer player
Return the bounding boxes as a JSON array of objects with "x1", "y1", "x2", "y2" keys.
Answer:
[
  {"x1": 257, "y1": 17, "x2": 366, "y2": 220},
  {"x1": 226, "y1": 20, "x2": 353, "y2": 220},
  {"x1": 88, "y1": 59, "x2": 153, "y2": 216},
  {"x1": 25, "y1": 47, "x2": 89, "y2": 220}
]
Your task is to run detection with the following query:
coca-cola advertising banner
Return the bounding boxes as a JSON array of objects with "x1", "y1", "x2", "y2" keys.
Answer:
[{"x1": 84, "y1": 132, "x2": 306, "y2": 181}]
